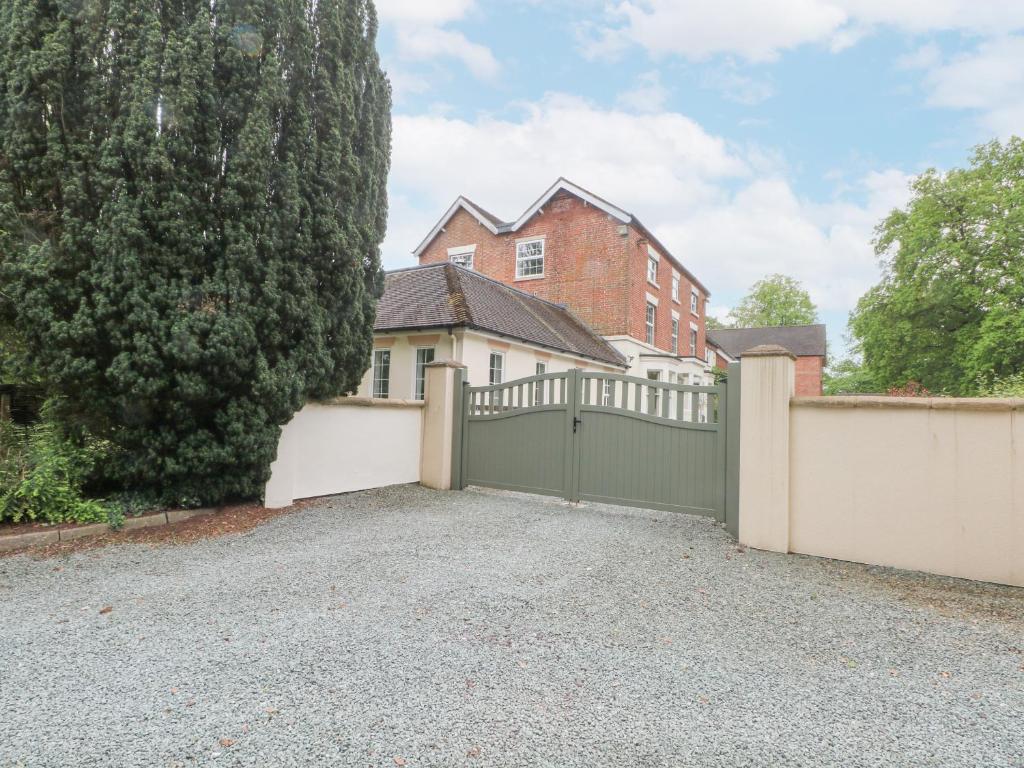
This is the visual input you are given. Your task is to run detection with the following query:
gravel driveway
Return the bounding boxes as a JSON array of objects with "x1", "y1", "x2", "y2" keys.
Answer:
[{"x1": 1, "y1": 485, "x2": 1022, "y2": 768}]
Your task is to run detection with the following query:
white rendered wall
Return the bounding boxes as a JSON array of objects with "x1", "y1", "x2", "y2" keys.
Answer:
[{"x1": 265, "y1": 400, "x2": 424, "y2": 508}]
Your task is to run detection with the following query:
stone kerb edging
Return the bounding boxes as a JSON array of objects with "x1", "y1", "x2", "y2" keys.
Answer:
[{"x1": 0, "y1": 507, "x2": 216, "y2": 552}]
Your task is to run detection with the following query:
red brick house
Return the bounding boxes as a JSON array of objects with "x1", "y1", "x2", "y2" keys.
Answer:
[
  {"x1": 413, "y1": 178, "x2": 716, "y2": 386},
  {"x1": 706, "y1": 325, "x2": 827, "y2": 396}
]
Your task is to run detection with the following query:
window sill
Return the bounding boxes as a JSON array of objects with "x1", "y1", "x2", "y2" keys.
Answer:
[
  {"x1": 515, "y1": 273, "x2": 545, "y2": 281},
  {"x1": 647, "y1": 279, "x2": 660, "y2": 288}
]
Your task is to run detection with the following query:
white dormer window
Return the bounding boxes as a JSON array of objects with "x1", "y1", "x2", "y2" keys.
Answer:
[
  {"x1": 516, "y1": 238, "x2": 545, "y2": 279},
  {"x1": 448, "y1": 244, "x2": 476, "y2": 270}
]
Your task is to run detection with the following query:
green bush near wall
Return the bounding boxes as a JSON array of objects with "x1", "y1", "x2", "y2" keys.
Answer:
[{"x1": 0, "y1": 419, "x2": 115, "y2": 526}]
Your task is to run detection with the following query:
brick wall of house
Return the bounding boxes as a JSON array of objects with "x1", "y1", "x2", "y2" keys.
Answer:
[
  {"x1": 629, "y1": 232, "x2": 707, "y2": 360},
  {"x1": 418, "y1": 191, "x2": 707, "y2": 359},
  {"x1": 795, "y1": 355, "x2": 824, "y2": 397}
]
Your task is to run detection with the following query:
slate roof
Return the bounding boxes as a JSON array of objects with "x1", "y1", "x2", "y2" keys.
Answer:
[
  {"x1": 706, "y1": 325, "x2": 827, "y2": 359},
  {"x1": 375, "y1": 263, "x2": 627, "y2": 367}
]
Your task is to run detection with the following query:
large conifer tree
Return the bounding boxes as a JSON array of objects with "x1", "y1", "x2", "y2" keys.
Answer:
[{"x1": 0, "y1": 0, "x2": 391, "y2": 502}]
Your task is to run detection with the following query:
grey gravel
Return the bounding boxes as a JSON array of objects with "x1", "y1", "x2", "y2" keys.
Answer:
[{"x1": 1, "y1": 484, "x2": 1022, "y2": 768}]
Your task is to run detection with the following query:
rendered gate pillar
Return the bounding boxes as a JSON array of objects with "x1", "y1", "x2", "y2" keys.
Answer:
[
  {"x1": 738, "y1": 345, "x2": 796, "y2": 553},
  {"x1": 420, "y1": 361, "x2": 466, "y2": 490}
]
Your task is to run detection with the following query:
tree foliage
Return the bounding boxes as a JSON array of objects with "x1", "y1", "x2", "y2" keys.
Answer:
[
  {"x1": 850, "y1": 138, "x2": 1024, "y2": 395},
  {"x1": 0, "y1": 0, "x2": 391, "y2": 503},
  {"x1": 728, "y1": 274, "x2": 819, "y2": 328},
  {"x1": 822, "y1": 357, "x2": 878, "y2": 396}
]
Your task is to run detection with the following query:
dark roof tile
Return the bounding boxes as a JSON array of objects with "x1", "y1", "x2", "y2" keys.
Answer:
[
  {"x1": 375, "y1": 264, "x2": 626, "y2": 367},
  {"x1": 707, "y1": 325, "x2": 827, "y2": 358}
]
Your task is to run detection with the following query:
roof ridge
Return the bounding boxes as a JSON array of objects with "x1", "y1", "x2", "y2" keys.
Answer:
[
  {"x1": 710, "y1": 323, "x2": 825, "y2": 331},
  {"x1": 443, "y1": 263, "x2": 473, "y2": 326}
]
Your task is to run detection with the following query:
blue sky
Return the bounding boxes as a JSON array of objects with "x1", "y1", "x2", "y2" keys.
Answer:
[{"x1": 373, "y1": 0, "x2": 1024, "y2": 354}]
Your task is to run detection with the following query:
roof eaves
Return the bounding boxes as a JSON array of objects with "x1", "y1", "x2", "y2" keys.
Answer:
[
  {"x1": 632, "y1": 216, "x2": 711, "y2": 297},
  {"x1": 509, "y1": 178, "x2": 632, "y2": 232},
  {"x1": 411, "y1": 197, "x2": 503, "y2": 258}
]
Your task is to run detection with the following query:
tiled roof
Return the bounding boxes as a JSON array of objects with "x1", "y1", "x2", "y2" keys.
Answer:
[
  {"x1": 375, "y1": 264, "x2": 627, "y2": 367},
  {"x1": 706, "y1": 325, "x2": 827, "y2": 359}
]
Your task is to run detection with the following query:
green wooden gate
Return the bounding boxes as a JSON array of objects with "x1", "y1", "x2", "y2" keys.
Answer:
[{"x1": 452, "y1": 366, "x2": 741, "y2": 529}]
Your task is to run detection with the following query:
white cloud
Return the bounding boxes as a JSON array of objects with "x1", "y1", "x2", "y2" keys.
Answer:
[
  {"x1": 923, "y1": 36, "x2": 1024, "y2": 137},
  {"x1": 376, "y1": 0, "x2": 499, "y2": 82},
  {"x1": 375, "y1": 0, "x2": 475, "y2": 25},
  {"x1": 394, "y1": 26, "x2": 500, "y2": 80},
  {"x1": 616, "y1": 71, "x2": 670, "y2": 112},
  {"x1": 583, "y1": 0, "x2": 1024, "y2": 63},
  {"x1": 384, "y1": 95, "x2": 914, "y2": 322}
]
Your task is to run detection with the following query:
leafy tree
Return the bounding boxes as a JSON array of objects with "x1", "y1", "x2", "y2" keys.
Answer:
[
  {"x1": 728, "y1": 274, "x2": 819, "y2": 327},
  {"x1": 822, "y1": 357, "x2": 878, "y2": 395},
  {"x1": 704, "y1": 315, "x2": 726, "y2": 331},
  {"x1": 0, "y1": 0, "x2": 391, "y2": 503},
  {"x1": 850, "y1": 138, "x2": 1024, "y2": 395}
]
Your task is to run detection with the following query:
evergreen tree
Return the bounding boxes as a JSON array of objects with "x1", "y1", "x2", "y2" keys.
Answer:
[{"x1": 0, "y1": 0, "x2": 391, "y2": 503}]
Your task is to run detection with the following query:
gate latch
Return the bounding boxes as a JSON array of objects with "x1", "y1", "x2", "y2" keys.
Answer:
[{"x1": 573, "y1": 416, "x2": 582, "y2": 433}]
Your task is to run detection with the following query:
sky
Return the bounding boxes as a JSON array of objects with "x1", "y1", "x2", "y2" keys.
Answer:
[{"x1": 373, "y1": 0, "x2": 1024, "y2": 355}]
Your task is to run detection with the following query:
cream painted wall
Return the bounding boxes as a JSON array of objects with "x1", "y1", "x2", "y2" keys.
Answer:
[
  {"x1": 356, "y1": 328, "x2": 623, "y2": 397},
  {"x1": 789, "y1": 399, "x2": 1024, "y2": 587},
  {"x1": 265, "y1": 400, "x2": 424, "y2": 508}
]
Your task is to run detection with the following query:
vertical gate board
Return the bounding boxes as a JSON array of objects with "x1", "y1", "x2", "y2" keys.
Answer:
[
  {"x1": 575, "y1": 408, "x2": 720, "y2": 516},
  {"x1": 464, "y1": 409, "x2": 568, "y2": 496}
]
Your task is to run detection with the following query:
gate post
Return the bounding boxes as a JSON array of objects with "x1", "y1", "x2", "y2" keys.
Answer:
[
  {"x1": 738, "y1": 345, "x2": 795, "y2": 553},
  {"x1": 724, "y1": 362, "x2": 742, "y2": 537},
  {"x1": 421, "y1": 361, "x2": 467, "y2": 491}
]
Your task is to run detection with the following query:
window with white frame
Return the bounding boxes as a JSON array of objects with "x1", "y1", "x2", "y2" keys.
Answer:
[
  {"x1": 690, "y1": 288, "x2": 700, "y2": 314},
  {"x1": 533, "y1": 361, "x2": 547, "y2": 403},
  {"x1": 672, "y1": 273, "x2": 680, "y2": 302},
  {"x1": 690, "y1": 326, "x2": 698, "y2": 356},
  {"x1": 414, "y1": 347, "x2": 435, "y2": 400},
  {"x1": 535, "y1": 361, "x2": 547, "y2": 375},
  {"x1": 706, "y1": 347, "x2": 715, "y2": 367},
  {"x1": 645, "y1": 302, "x2": 656, "y2": 345},
  {"x1": 515, "y1": 238, "x2": 544, "y2": 278},
  {"x1": 372, "y1": 349, "x2": 390, "y2": 399},
  {"x1": 671, "y1": 317, "x2": 679, "y2": 354},
  {"x1": 489, "y1": 351, "x2": 504, "y2": 385},
  {"x1": 602, "y1": 379, "x2": 613, "y2": 406},
  {"x1": 647, "y1": 253, "x2": 658, "y2": 284},
  {"x1": 448, "y1": 246, "x2": 475, "y2": 270}
]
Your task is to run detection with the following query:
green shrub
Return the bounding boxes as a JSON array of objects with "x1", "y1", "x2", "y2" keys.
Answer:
[
  {"x1": 982, "y1": 373, "x2": 1024, "y2": 398},
  {"x1": 0, "y1": 419, "x2": 113, "y2": 525}
]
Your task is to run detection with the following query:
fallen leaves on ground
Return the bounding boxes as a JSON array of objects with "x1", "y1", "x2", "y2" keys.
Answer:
[
  {"x1": 219, "y1": 738, "x2": 235, "y2": 748},
  {"x1": 99, "y1": 606, "x2": 112, "y2": 615}
]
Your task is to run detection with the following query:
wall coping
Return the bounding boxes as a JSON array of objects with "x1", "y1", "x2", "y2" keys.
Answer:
[
  {"x1": 741, "y1": 344, "x2": 797, "y2": 360},
  {"x1": 425, "y1": 360, "x2": 467, "y2": 369},
  {"x1": 792, "y1": 396, "x2": 1024, "y2": 412},
  {"x1": 316, "y1": 397, "x2": 426, "y2": 409}
]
